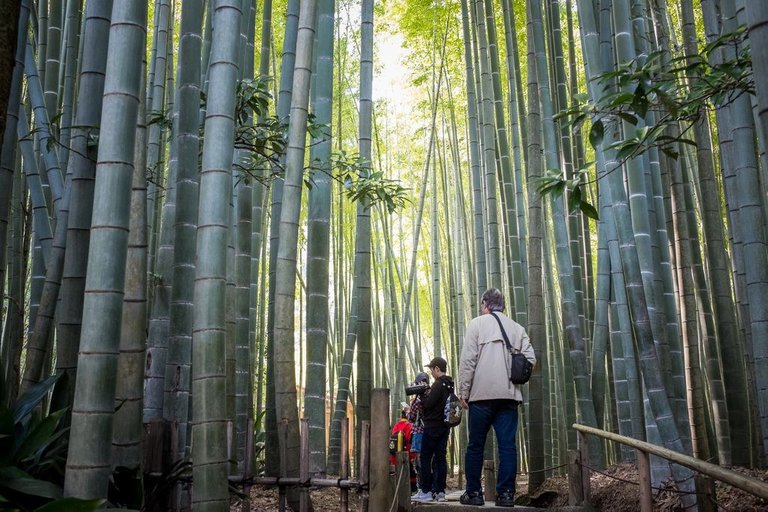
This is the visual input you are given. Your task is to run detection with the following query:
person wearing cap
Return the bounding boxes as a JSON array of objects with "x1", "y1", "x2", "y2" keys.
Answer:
[
  {"x1": 411, "y1": 356, "x2": 455, "y2": 503},
  {"x1": 458, "y1": 288, "x2": 536, "y2": 507},
  {"x1": 407, "y1": 371, "x2": 429, "y2": 494}
]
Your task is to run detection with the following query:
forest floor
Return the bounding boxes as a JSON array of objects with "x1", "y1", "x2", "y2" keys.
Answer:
[{"x1": 238, "y1": 463, "x2": 768, "y2": 511}]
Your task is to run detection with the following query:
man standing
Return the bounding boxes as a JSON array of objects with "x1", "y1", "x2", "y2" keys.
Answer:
[
  {"x1": 411, "y1": 357, "x2": 454, "y2": 503},
  {"x1": 458, "y1": 288, "x2": 536, "y2": 507}
]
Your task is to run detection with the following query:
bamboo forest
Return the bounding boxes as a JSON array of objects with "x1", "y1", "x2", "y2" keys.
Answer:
[{"x1": 2, "y1": 0, "x2": 768, "y2": 510}]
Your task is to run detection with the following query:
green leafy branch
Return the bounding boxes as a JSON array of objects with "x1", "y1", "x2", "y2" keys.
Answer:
[
  {"x1": 545, "y1": 26, "x2": 752, "y2": 219},
  {"x1": 536, "y1": 165, "x2": 599, "y2": 220},
  {"x1": 307, "y1": 150, "x2": 410, "y2": 214},
  {"x1": 558, "y1": 26, "x2": 751, "y2": 160},
  {"x1": 230, "y1": 79, "x2": 409, "y2": 213}
]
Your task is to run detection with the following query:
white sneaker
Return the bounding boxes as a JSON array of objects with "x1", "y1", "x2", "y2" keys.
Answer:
[
  {"x1": 435, "y1": 492, "x2": 447, "y2": 502},
  {"x1": 411, "y1": 490, "x2": 434, "y2": 502}
]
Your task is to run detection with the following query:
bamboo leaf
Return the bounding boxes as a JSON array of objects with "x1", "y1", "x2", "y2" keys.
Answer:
[
  {"x1": 34, "y1": 497, "x2": 105, "y2": 512},
  {"x1": 14, "y1": 375, "x2": 59, "y2": 424},
  {"x1": 568, "y1": 185, "x2": 582, "y2": 213},
  {"x1": 616, "y1": 141, "x2": 639, "y2": 161},
  {"x1": 616, "y1": 112, "x2": 638, "y2": 125},
  {"x1": 579, "y1": 200, "x2": 600, "y2": 220},
  {"x1": 661, "y1": 147, "x2": 679, "y2": 160},
  {"x1": 589, "y1": 119, "x2": 604, "y2": 148}
]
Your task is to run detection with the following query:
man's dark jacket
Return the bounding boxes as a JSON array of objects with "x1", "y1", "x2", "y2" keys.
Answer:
[{"x1": 420, "y1": 375, "x2": 454, "y2": 428}]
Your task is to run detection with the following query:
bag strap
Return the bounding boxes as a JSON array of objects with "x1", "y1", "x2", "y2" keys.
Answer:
[
  {"x1": 490, "y1": 312, "x2": 518, "y2": 353},
  {"x1": 490, "y1": 312, "x2": 516, "y2": 383}
]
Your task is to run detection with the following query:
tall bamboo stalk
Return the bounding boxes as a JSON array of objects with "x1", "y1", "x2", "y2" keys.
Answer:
[{"x1": 64, "y1": 0, "x2": 147, "y2": 499}]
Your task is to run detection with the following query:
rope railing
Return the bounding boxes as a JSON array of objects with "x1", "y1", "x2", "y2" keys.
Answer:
[
  {"x1": 571, "y1": 423, "x2": 768, "y2": 512},
  {"x1": 524, "y1": 462, "x2": 569, "y2": 475}
]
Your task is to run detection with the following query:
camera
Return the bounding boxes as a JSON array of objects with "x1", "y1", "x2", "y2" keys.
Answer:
[{"x1": 405, "y1": 382, "x2": 429, "y2": 396}]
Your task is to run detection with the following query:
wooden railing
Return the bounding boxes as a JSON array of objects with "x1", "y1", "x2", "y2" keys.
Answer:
[{"x1": 571, "y1": 423, "x2": 768, "y2": 511}]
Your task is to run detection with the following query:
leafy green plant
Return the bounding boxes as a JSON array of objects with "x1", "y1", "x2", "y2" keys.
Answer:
[
  {"x1": 0, "y1": 376, "x2": 103, "y2": 511},
  {"x1": 547, "y1": 26, "x2": 752, "y2": 219},
  {"x1": 559, "y1": 26, "x2": 751, "y2": 160}
]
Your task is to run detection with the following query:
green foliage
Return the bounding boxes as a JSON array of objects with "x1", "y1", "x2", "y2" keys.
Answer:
[
  {"x1": 0, "y1": 376, "x2": 104, "y2": 512},
  {"x1": 227, "y1": 78, "x2": 409, "y2": 213},
  {"x1": 557, "y1": 26, "x2": 752, "y2": 161},
  {"x1": 546, "y1": 26, "x2": 752, "y2": 218},
  {"x1": 537, "y1": 166, "x2": 598, "y2": 220},
  {"x1": 307, "y1": 151, "x2": 411, "y2": 213}
]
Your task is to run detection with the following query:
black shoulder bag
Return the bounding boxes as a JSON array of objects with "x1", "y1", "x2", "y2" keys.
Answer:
[{"x1": 490, "y1": 312, "x2": 533, "y2": 385}]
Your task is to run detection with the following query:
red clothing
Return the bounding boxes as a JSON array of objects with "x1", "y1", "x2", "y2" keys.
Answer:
[{"x1": 389, "y1": 419, "x2": 415, "y2": 465}]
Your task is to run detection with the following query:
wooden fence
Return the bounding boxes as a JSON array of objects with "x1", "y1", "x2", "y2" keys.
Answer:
[
  {"x1": 244, "y1": 388, "x2": 393, "y2": 512},
  {"x1": 570, "y1": 423, "x2": 768, "y2": 511}
]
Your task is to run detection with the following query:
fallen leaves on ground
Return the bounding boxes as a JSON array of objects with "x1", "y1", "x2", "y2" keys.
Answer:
[{"x1": 238, "y1": 463, "x2": 768, "y2": 511}]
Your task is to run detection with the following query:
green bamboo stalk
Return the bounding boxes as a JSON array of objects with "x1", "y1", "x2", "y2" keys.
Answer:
[
  {"x1": 681, "y1": 0, "x2": 744, "y2": 465},
  {"x1": 525, "y1": 21, "x2": 546, "y2": 486},
  {"x1": 0, "y1": 4, "x2": 28, "y2": 363},
  {"x1": 164, "y1": 0, "x2": 204, "y2": 462},
  {"x1": 459, "y1": 0, "x2": 485, "y2": 303},
  {"x1": 529, "y1": 0, "x2": 602, "y2": 467},
  {"x1": 56, "y1": 0, "x2": 113, "y2": 410},
  {"x1": 482, "y1": 0, "x2": 526, "y2": 324},
  {"x1": 112, "y1": 67, "x2": 147, "y2": 472},
  {"x1": 56, "y1": 0, "x2": 83, "y2": 174},
  {"x1": 471, "y1": 0, "x2": 501, "y2": 289},
  {"x1": 190, "y1": 0, "x2": 242, "y2": 508},
  {"x1": 42, "y1": 0, "x2": 62, "y2": 119},
  {"x1": 272, "y1": 0, "x2": 316, "y2": 504},
  {"x1": 1, "y1": 159, "x2": 26, "y2": 407},
  {"x1": 63, "y1": 0, "x2": 147, "y2": 499},
  {"x1": 264, "y1": 0, "x2": 299, "y2": 477},
  {"x1": 305, "y1": 0, "x2": 335, "y2": 478}
]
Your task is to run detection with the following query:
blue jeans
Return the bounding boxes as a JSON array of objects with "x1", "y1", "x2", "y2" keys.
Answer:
[
  {"x1": 419, "y1": 425, "x2": 450, "y2": 494},
  {"x1": 411, "y1": 431, "x2": 423, "y2": 453},
  {"x1": 464, "y1": 399, "x2": 519, "y2": 496}
]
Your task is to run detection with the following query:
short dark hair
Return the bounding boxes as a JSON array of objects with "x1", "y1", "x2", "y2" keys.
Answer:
[
  {"x1": 425, "y1": 356, "x2": 448, "y2": 373},
  {"x1": 482, "y1": 288, "x2": 505, "y2": 312}
]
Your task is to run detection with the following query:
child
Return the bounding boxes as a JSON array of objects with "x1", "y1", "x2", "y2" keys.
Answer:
[{"x1": 389, "y1": 409, "x2": 418, "y2": 492}]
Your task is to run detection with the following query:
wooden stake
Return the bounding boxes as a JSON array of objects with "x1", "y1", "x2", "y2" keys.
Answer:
[
  {"x1": 341, "y1": 418, "x2": 349, "y2": 512},
  {"x1": 636, "y1": 449, "x2": 652, "y2": 512},
  {"x1": 300, "y1": 418, "x2": 310, "y2": 512}
]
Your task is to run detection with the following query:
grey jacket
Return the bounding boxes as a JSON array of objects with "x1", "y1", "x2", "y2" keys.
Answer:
[{"x1": 458, "y1": 311, "x2": 536, "y2": 402}]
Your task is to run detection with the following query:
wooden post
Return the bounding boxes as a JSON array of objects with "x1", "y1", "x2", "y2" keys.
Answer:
[
  {"x1": 243, "y1": 418, "x2": 254, "y2": 511},
  {"x1": 359, "y1": 420, "x2": 370, "y2": 512},
  {"x1": 636, "y1": 449, "x2": 652, "y2": 512},
  {"x1": 483, "y1": 460, "x2": 496, "y2": 502},
  {"x1": 279, "y1": 419, "x2": 288, "y2": 512},
  {"x1": 143, "y1": 419, "x2": 165, "y2": 475},
  {"x1": 340, "y1": 418, "x2": 349, "y2": 512},
  {"x1": 578, "y1": 430, "x2": 590, "y2": 504},
  {"x1": 369, "y1": 389, "x2": 390, "y2": 512},
  {"x1": 396, "y1": 451, "x2": 411, "y2": 511},
  {"x1": 568, "y1": 450, "x2": 583, "y2": 505},
  {"x1": 696, "y1": 474, "x2": 717, "y2": 512},
  {"x1": 169, "y1": 420, "x2": 180, "y2": 512},
  {"x1": 300, "y1": 419, "x2": 310, "y2": 512}
]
